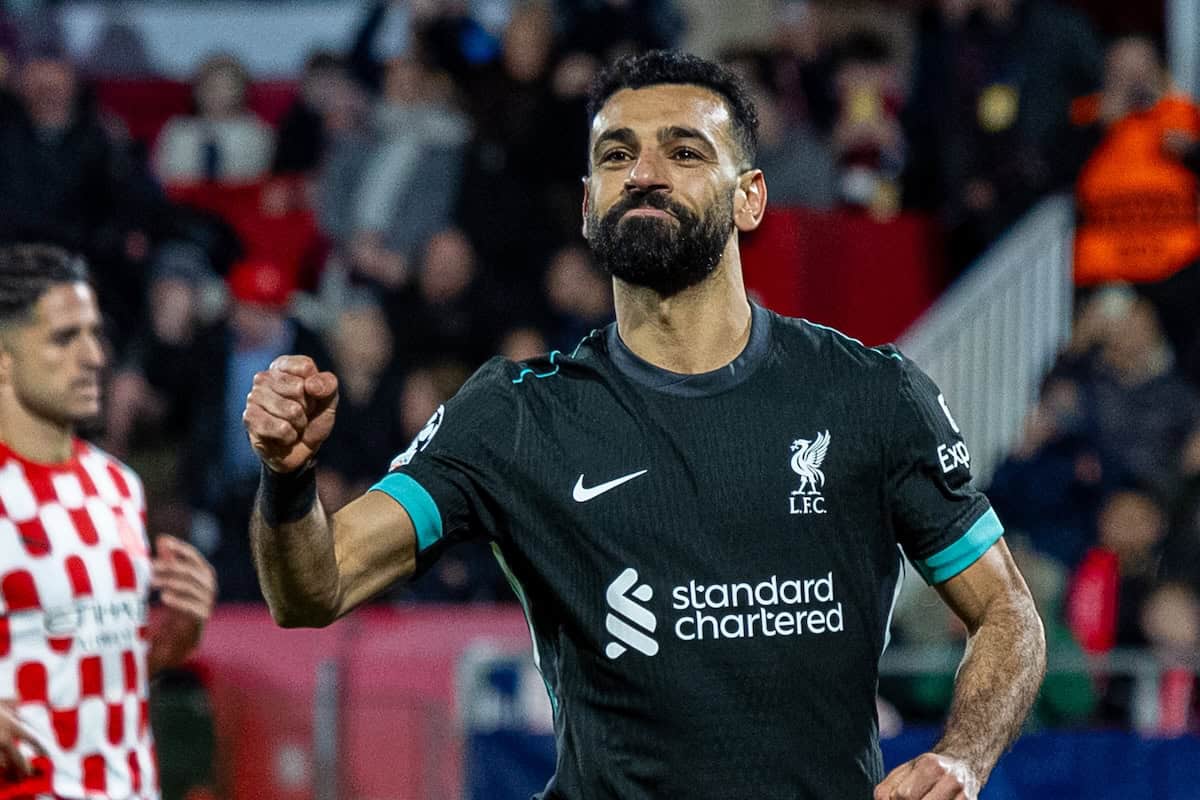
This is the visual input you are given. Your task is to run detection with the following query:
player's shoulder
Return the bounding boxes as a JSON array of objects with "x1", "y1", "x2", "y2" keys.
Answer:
[
  {"x1": 502, "y1": 329, "x2": 609, "y2": 390},
  {"x1": 767, "y1": 311, "x2": 906, "y2": 379},
  {"x1": 77, "y1": 440, "x2": 146, "y2": 501},
  {"x1": 448, "y1": 334, "x2": 604, "y2": 413}
]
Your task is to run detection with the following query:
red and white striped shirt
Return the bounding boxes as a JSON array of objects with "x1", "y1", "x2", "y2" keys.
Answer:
[{"x1": 0, "y1": 439, "x2": 157, "y2": 800}]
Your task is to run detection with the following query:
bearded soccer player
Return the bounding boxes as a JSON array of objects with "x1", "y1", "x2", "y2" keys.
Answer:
[
  {"x1": 245, "y1": 51, "x2": 1045, "y2": 799},
  {"x1": 0, "y1": 245, "x2": 216, "y2": 800}
]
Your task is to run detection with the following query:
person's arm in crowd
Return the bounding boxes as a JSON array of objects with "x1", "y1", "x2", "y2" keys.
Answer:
[
  {"x1": 347, "y1": 1, "x2": 389, "y2": 92},
  {"x1": 243, "y1": 355, "x2": 419, "y2": 627},
  {"x1": 146, "y1": 535, "x2": 217, "y2": 676},
  {"x1": 875, "y1": 540, "x2": 1046, "y2": 800}
]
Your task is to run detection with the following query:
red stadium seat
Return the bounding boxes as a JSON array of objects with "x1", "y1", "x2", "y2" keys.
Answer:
[
  {"x1": 166, "y1": 178, "x2": 326, "y2": 290},
  {"x1": 94, "y1": 78, "x2": 298, "y2": 147},
  {"x1": 94, "y1": 78, "x2": 192, "y2": 147}
]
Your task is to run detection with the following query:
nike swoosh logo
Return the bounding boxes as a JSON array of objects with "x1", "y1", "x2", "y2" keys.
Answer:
[{"x1": 573, "y1": 470, "x2": 648, "y2": 502}]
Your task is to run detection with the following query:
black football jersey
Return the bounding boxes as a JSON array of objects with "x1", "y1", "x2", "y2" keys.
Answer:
[{"x1": 371, "y1": 303, "x2": 1003, "y2": 799}]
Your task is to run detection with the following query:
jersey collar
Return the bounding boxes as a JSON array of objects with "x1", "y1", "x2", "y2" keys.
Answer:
[{"x1": 606, "y1": 302, "x2": 772, "y2": 397}]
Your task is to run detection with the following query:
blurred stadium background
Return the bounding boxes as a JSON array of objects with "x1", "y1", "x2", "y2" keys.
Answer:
[{"x1": 3, "y1": 0, "x2": 1200, "y2": 797}]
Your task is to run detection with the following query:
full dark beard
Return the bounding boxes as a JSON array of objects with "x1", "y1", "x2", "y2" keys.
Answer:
[{"x1": 586, "y1": 190, "x2": 734, "y2": 297}]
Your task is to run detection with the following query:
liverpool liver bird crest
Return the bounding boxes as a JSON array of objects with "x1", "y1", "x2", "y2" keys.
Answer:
[{"x1": 790, "y1": 430, "x2": 831, "y2": 496}]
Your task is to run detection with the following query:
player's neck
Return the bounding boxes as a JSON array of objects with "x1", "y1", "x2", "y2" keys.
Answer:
[
  {"x1": 0, "y1": 395, "x2": 75, "y2": 464},
  {"x1": 613, "y1": 251, "x2": 752, "y2": 375}
]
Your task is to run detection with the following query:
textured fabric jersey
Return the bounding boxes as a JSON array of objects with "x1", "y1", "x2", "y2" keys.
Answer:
[
  {"x1": 0, "y1": 440, "x2": 157, "y2": 800},
  {"x1": 372, "y1": 304, "x2": 1003, "y2": 800}
]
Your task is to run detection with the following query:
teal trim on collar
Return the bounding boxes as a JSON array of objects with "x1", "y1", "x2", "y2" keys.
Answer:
[
  {"x1": 370, "y1": 473, "x2": 443, "y2": 553},
  {"x1": 512, "y1": 350, "x2": 563, "y2": 384},
  {"x1": 914, "y1": 507, "x2": 1004, "y2": 585}
]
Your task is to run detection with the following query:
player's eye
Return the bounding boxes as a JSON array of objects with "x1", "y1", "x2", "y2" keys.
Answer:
[
  {"x1": 672, "y1": 148, "x2": 702, "y2": 161},
  {"x1": 599, "y1": 149, "x2": 632, "y2": 164}
]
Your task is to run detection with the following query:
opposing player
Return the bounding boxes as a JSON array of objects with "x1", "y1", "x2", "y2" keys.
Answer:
[
  {"x1": 245, "y1": 51, "x2": 1045, "y2": 799},
  {"x1": 0, "y1": 245, "x2": 216, "y2": 800}
]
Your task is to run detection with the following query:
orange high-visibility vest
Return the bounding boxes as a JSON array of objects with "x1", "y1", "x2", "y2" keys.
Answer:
[{"x1": 1073, "y1": 94, "x2": 1200, "y2": 285}]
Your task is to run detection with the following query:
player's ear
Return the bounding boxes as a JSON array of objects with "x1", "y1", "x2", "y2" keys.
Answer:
[
  {"x1": 581, "y1": 177, "x2": 592, "y2": 239},
  {"x1": 734, "y1": 169, "x2": 767, "y2": 233},
  {"x1": 0, "y1": 332, "x2": 14, "y2": 385}
]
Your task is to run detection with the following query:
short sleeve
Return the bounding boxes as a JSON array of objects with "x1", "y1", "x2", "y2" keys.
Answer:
[
  {"x1": 369, "y1": 358, "x2": 516, "y2": 562},
  {"x1": 887, "y1": 359, "x2": 1003, "y2": 585}
]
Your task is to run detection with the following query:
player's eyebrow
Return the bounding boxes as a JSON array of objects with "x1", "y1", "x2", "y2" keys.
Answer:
[
  {"x1": 658, "y1": 125, "x2": 716, "y2": 155},
  {"x1": 593, "y1": 127, "x2": 638, "y2": 160}
]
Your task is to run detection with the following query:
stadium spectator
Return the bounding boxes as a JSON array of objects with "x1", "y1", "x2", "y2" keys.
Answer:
[
  {"x1": 347, "y1": 0, "x2": 500, "y2": 92},
  {"x1": 988, "y1": 373, "x2": 1111, "y2": 568},
  {"x1": 1068, "y1": 487, "x2": 1171, "y2": 724},
  {"x1": 1064, "y1": 36, "x2": 1200, "y2": 286},
  {"x1": 318, "y1": 56, "x2": 469, "y2": 287},
  {"x1": 188, "y1": 259, "x2": 330, "y2": 601},
  {"x1": 271, "y1": 51, "x2": 351, "y2": 176},
  {"x1": 1060, "y1": 35, "x2": 1200, "y2": 382},
  {"x1": 1095, "y1": 488, "x2": 1167, "y2": 643},
  {"x1": 904, "y1": 0, "x2": 1103, "y2": 269},
  {"x1": 768, "y1": 0, "x2": 837, "y2": 133},
  {"x1": 1140, "y1": 581, "x2": 1200, "y2": 662},
  {"x1": 721, "y1": 47, "x2": 836, "y2": 210},
  {"x1": 83, "y1": 18, "x2": 152, "y2": 78},
  {"x1": 541, "y1": 243, "x2": 613, "y2": 351},
  {"x1": 152, "y1": 53, "x2": 274, "y2": 185},
  {"x1": 0, "y1": 53, "x2": 161, "y2": 350},
  {"x1": 828, "y1": 30, "x2": 905, "y2": 218},
  {"x1": 498, "y1": 324, "x2": 550, "y2": 362},
  {"x1": 457, "y1": 4, "x2": 580, "y2": 280},
  {"x1": 555, "y1": 0, "x2": 685, "y2": 60},
  {"x1": 315, "y1": 290, "x2": 404, "y2": 514},
  {"x1": 103, "y1": 240, "x2": 223, "y2": 461},
  {"x1": 1019, "y1": 288, "x2": 1200, "y2": 506},
  {"x1": 346, "y1": 0, "x2": 413, "y2": 92},
  {"x1": 388, "y1": 227, "x2": 503, "y2": 368},
  {"x1": 1139, "y1": 580, "x2": 1200, "y2": 733}
]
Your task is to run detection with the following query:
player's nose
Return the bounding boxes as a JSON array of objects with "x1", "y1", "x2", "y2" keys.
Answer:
[
  {"x1": 624, "y1": 151, "x2": 671, "y2": 194},
  {"x1": 78, "y1": 331, "x2": 106, "y2": 369}
]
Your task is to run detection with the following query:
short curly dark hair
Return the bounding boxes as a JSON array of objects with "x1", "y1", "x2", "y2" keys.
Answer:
[
  {"x1": 586, "y1": 50, "x2": 759, "y2": 169},
  {"x1": 0, "y1": 244, "x2": 90, "y2": 327}
]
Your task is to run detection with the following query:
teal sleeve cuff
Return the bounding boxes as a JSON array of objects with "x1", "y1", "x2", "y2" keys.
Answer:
[
  {"x1": 369, "y1": 473, "x2": 444, "y2": 553},
  {"x1": 913, "y1": 507, "x2": 1004, "y2": 585}
]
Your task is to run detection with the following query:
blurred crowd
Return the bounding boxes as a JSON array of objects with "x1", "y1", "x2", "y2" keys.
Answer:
[{"x1": 0, "y1": 0, "x2": 1196, "y2": 729}]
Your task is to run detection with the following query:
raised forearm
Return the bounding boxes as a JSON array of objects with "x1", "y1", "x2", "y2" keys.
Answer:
[
  {"x1": 935, "y1": 593, "x2": 1046, "y2": 784},
  {"x1": 249, "y1": 467, "x2": 341, "y2": 627}
]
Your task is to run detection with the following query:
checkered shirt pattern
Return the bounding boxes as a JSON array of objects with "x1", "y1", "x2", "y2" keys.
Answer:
[{"x1": 0, "y1": 439, "x2": 158, "y2": 800}]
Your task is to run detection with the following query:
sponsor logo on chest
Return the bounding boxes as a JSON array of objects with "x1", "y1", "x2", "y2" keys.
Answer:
[{"x1": 604, "y1": 568, "x2": 846, "y2": 659}]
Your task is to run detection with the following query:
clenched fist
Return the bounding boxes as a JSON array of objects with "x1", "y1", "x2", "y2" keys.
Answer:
[{"x1": 243, "y1": 355, "x2": 339, "y2": 474}]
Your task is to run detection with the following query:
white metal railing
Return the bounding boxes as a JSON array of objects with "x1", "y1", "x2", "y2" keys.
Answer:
[{"x1": 897, "y1": 195, "x2": 1076, "y2": 484}]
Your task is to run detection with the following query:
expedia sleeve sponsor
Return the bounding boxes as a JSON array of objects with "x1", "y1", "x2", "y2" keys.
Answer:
[
  {"x1": 371, "y1": 358, "x2": 519, "y2": 562},
  {"x1": 887, "y1": 359, "x2": 1003, "y2": 584}
]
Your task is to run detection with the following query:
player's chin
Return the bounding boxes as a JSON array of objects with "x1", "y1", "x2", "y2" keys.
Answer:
[{"x1": 66, "y1": 398, "x2": 104, "y2": 427}]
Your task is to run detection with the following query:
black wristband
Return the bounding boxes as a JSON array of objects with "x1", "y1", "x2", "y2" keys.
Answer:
[{"x1": 257, "y1": 462, "x2": 318, "y2": 526}]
